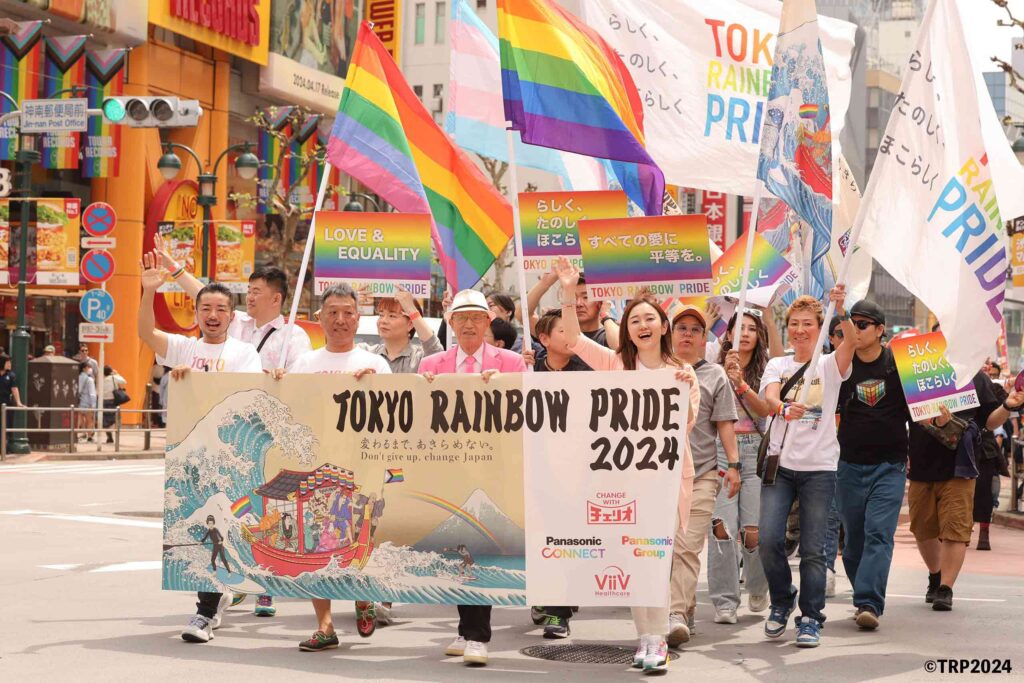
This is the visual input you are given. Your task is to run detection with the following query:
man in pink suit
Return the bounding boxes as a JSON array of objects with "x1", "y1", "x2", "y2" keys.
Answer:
[{"x1": 419, "y1": 289, "x2": 526, "y2": 667}]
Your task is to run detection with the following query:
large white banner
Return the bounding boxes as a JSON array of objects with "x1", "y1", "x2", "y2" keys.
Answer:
[
  {"x1": 856, "y1": 0, "x2": 1007, "y2": 387},
  {"x1": 583, "y1": 0, "x2": 856, "y2": 197},
  {"x1": 525, "y1": 371, "x2": 687, "y2": 607}
]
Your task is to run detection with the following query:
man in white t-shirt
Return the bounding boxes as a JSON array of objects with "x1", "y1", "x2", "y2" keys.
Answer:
[
  {"x1": 757, "y1": 288, "x2": 855, "y2": 649},
  {"x1": 137, "y1": 253, "x2": 263, "y2": 644},
  {"x1": 273, "y1": 283, "x2": 391, "y2": 653},
  {"x1": 155, "y1": 234, "x2": 313, "y2": 372}
]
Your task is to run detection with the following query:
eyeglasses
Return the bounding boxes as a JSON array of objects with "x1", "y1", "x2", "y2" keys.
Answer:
[{"x1": 852, "y1": 319, "x2": 878, "y2": 330}]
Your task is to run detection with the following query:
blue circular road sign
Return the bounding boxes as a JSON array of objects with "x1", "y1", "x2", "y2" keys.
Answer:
[{"x1": 80, "y1": 289, "x2": 115, "y2": 324}]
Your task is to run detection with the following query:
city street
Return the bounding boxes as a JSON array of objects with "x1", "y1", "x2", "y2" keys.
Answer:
[{"x1": 2, "y1": 459, "x2": 1021, "y2": 682}]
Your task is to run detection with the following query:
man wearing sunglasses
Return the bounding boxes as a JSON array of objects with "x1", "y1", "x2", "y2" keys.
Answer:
[{"x1": 834, "y1": 300, "x2": 910, "y2": 631}]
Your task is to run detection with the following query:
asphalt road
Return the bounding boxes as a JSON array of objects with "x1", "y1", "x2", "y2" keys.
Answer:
[{"x1": 2, "y1": 460, "x2": 1022, "y2": 682}]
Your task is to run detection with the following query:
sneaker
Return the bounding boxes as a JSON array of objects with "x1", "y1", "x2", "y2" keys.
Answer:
[
  {"x1": 855, "y1": 606, "x2": 879, "y2": 630},
  {"x1": 210, "y1": 593, "x2": 230, "y2": 630},
  {"x1": 542, "y1": 615, "x2": 570, "y2": 639},
  {"x1": 463, "y1": 640, "x2": 488, "y2": 666},
  {"x1": 181, "y1": 614, "x2": 213, "y2": 643},
  {"x1": 230, "y1": 593, "x2": 246, "y2": 607},
  {"x1": 355, "y1": 601, "x2": 377, "y2": 638},
  {"x1": 376, "y1": 602, "x2": 394, "y2": 626},
  {"x1": 298, "y1": 630, "x2": 339, "y2": 652},
  {"x1": 713, "y1": 608, "x2": 738, "y2": 624},
  {"x1": 666, "y1": 613, "x2": 690, "y2": 647},
  {"x1": 925, "y1": 572, "x2": 941, "y2": 604},
  {"x1": 632, "y1": 635, "x2": 650, "y2": 669},
  {"x1": 642, "y1": 637, "x2": 669, "y2": 675},
  {"x1": 530, "y1": 606, "x2": 548, "y2": 625},
  {"x1": 825, "y1": 569, "x2": 836, "y2": 598},
  {"x1": 764, "y1": 593, "x2": 797, "y2": 639},
  {"x1": 748, "y1": 592, "x2": 769, "y2": 613},
  {"x1": 254, "y1": 595, "x2": 276, "y2": 617},
  {"x1": 445, "y1": 636, "x2": 467, "y2": 656},
  {"x1": 795, "y1": 617, "x2": 822, "y2": 648},
  {"x1": 932, "y1": 585, "x2": 954, "y2": 611}
]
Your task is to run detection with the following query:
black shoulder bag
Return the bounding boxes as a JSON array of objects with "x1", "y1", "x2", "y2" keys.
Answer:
[{"x1": 757, "y1": 361, "x2": 810, "y2": 483}]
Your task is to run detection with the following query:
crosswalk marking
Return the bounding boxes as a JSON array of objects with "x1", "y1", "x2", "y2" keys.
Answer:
[{"x1": 0, "y1": 462, "x2": 164, "y2": 476}]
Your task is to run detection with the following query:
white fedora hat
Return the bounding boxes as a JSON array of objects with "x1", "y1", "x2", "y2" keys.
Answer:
[{"x1": 445, "y1": 289, "x2": 495, "y2": 323}]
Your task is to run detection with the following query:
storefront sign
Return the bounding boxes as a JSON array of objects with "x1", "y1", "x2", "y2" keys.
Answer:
[
  {"x1": 3, "y1": 197, "x2": 82, "y2": 286},
  {"x1": 149, "y1": 0, "x2": 270, "y2": 65},
  {"x1": 213, "y1": 220, "x2": 257, "y2": 293},
  {"x1": 366, "y1": 0, "x2": 402, "y2": 62},
  {"x1": 145, "y1": 179, "x2": 200, "y2": 334},
  {"x1": 259, "y1": 52, "x2": 344, "y2": 115}
]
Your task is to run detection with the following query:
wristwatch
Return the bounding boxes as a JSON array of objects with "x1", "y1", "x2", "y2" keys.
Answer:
[
  {"x1": 727, "y1": 461, "x2": 742, "y2": 471},
  {"x1": 600, "y1": 315, "x2": 614, "y2": 325}
]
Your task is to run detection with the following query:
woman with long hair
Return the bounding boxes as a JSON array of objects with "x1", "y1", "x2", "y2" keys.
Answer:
[
  {"x1": 553, "y1": 257, "x2": 699, "y2": 675},
  {"x1": 705, "y1": 310, "x2": 779, "y2": 623}
]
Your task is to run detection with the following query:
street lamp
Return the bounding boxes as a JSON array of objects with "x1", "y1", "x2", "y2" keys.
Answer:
[
  {"x1": 156, "y1": 141, "x2": 260, "y2": 278},
  {"x1": 343, "y1": 192, "x2": 381, "y2": 212}
]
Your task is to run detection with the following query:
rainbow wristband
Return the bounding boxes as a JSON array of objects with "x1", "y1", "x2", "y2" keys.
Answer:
[{"x1": 170, "y1": 266, "x2": 186, "y2": 280}]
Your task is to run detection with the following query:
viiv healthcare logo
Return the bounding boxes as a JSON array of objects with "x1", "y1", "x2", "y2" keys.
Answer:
[
  {"x1": 594, "y1": 565, "x2": 632, "y2": 598},
  {"x1": 587, "y1": 491, "x2": 637, "y2": 525}
]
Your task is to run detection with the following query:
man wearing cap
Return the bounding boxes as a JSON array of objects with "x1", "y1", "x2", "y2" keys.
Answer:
[
  {"x1": 666, "y1": 304, "x2": 740, "y2": 643},
  {"x1": 834, "y1": 300, "x2": 910, "y2": 630},
  {"x1": 418, "y1": 289, "x2": 526, "y2": 667},
  {"x1": 42, "y1": 345, "x2": 56, "y2": 357}
]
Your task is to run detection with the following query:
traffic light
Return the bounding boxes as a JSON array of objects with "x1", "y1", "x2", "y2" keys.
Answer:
[{"x1": 101, "y1": 96, "x2": 203, "y2": 128}]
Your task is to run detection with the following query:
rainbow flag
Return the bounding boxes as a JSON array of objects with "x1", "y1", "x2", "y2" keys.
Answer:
[
  {"x1": 287, "y1": 114, "x2": 322, "y2": 211},
  {"x1": 385, "y1": 468, "x2": 405, "y2": 484},
  {"x1": 0, "y1": 21, "x2": 44, "y2": 160},
  {"x1": 82, "y1": 48, "x2": 127, "y2": 178},
  {"x1": 41, "y1": 36, "x2": 89, "y2": 170},
  {"x1": 257, "y1": 107, "x2": 295, "y2": 214},
  {"x1": 231, "y1": 495, "x2": 253, "y2": 518},
  {"x1": 326, "y1": 22, "x2": 513, "y2": 290},
  {"x1": 799, "y1": 103, "x2": 819, "y2": 120},
  {"x1": 497, "y1": 0, "x2": 664, "y2": 216}
]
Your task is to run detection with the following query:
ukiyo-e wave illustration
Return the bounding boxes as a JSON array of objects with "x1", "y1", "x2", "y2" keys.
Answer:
[{"x1": 162, "y1": 385, "x2": 526, "y2": 605}]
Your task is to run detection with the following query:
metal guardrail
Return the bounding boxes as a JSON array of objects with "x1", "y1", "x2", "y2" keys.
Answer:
[{"x1": 0, "y1": 404, "x2": 167, "y2": 460}]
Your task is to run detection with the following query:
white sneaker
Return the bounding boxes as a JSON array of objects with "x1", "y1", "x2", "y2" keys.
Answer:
[
  {"x1": 632, "y1": 634, "x2": 650, "y2": 668},
  {"x1": 376, "y1": 602, "x2": 394, "y2": 626},
  {"x1": 642, "y1": 637, "x2": 669, "y2": 675},
  {"x1": 666, "y1": 613, "x2": 690, "y2": 647},
  {"x1": 714, "y1": 608, "x2": 738, "y2": 624},
  {"x1": 181, "y1": 614, "x2": 214, "y2": 643},
  {"x1": 825, "y1": 569, "x2": 836, "y2": 598},
  {"x1": 210, "y1": 593, "x2": 230, "y2": 630},
  {"x1": 445, "y1": 636, "x2": 467, "y2": 656},
  {"x1": 463, "y1": 640, "x2": 488, "y2": 666},
  {"x1": 748, "y1": 592, "x2": 769, "y2": 613}
]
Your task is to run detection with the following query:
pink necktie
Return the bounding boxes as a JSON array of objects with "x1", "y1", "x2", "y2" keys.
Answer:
[{"x1": 462, "y1": 355, "x2": 476, "y2": 374}]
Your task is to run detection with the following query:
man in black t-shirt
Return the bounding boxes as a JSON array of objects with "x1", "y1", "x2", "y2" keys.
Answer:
[
  {"x1": 835, "y1": 301, "x2": 910, "y2": 631},
  {"x1": 908, "y1": 324, "x2": 1023, "y2": 612}
]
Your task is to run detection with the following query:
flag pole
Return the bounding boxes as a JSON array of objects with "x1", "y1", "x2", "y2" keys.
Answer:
[
  {"x1": 730, "y1": 181, "x2": 764, "y2": 345},
  {"x1": 280, "y1": 162, "x2": 334, "y2": 369},
  {"x1": 505, "y1": 126, "x2": 533, "y2": 364}
]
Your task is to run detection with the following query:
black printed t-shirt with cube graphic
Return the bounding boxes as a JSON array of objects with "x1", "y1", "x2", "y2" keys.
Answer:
[{"x1": 837, "y1": 347, "x2": 911, "y2": 465}]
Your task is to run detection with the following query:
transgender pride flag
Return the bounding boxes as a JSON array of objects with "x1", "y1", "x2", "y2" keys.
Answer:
[{"x1": 447, "y1": 0, "x2": 608, "y2": 192}]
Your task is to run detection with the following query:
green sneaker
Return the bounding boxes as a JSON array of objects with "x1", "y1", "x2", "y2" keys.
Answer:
[
  {"x1": 542, "y1": 615, "x2": 570, "y2": 639},
  {"x1": 254, "y1": 595, "x2": 276, "y2": 617},
  {"x1": 299, "y1": 630, "x2": 340, "y2": 652}
]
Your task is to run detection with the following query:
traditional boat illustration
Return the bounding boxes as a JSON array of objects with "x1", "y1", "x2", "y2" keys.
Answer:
[{"x1": 244, "y1": 464, "x2": 380, "y2": 577}]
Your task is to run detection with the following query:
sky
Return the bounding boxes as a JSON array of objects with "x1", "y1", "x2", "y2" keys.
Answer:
[{"x1": 960, "y1": 0, "x2": 1024, "y2": 72}]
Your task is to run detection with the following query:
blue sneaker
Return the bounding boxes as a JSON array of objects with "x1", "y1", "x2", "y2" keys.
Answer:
[
  {"x1": 764, "y1": 593, "x2": 797, "y2": 639},
  {"x1": 795, "y1": 617, "x2": 822, "y2": 648}
]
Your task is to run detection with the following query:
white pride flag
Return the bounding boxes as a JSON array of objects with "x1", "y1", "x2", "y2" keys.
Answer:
[
  {"x1": 856, "y1": 0, "x2": 1006, "y2": 388},
  {"x1": 583, "y1": 0, "x2": 856, "y2": 196}
]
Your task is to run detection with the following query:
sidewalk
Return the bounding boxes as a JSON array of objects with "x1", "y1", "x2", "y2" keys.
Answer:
[{"x1": 2, "y1": 429, "x2": 166, "y2": 463}]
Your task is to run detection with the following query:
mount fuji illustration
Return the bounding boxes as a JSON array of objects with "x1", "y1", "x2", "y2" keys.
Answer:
[{"x1": 412, "y1": 488, "x2": 525, "y2": 556}]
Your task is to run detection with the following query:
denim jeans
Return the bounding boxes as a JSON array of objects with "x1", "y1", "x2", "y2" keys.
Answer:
[
  {"x1": 759, "y1": 467, "x2": 837, "y2": 625},
  {"x1": 823, "y1": 493, "x2": 842, "y2": 572},
  {"x1": 707, "y1": 435, "x2": 768, "y2": 612},
  {"x1": 835, "y1": 459, "x2": 906, "y2": 616}
]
